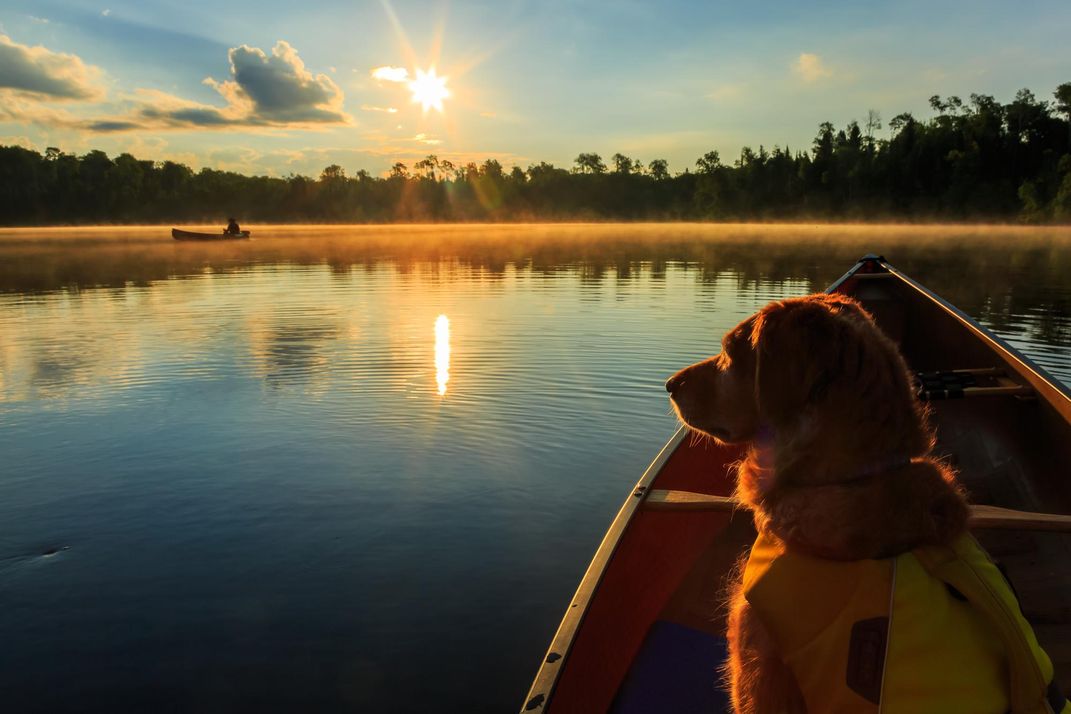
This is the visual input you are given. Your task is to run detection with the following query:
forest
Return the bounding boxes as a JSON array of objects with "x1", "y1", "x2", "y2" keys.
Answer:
[{"x1": 1, "y1": 84, "x2": 1069, "y2": 225}]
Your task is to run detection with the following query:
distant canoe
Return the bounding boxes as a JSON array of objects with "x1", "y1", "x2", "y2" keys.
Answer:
[{"x1": 172, "y1": 228, "x2": 250, "y2": 241}]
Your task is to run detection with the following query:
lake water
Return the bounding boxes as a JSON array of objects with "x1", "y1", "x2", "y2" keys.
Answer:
[{"x1": 1, "y1": 224, "x2": 1070, "y2": 713}]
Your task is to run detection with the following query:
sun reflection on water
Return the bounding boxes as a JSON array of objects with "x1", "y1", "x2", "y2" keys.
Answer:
[{"x1": 435, "y1": 314, "x2": 450, "y2": 396}]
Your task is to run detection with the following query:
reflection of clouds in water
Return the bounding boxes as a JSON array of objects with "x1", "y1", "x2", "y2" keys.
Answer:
[
  {"x1": 246, "y1": 314, "x2": 341, "y2": 391},
  {"x1": 0, "y1": 293, "x2": 145, "y2": 402},
  {"x1": 31, "y1": 351, "x2": 94, "y2": 393}
]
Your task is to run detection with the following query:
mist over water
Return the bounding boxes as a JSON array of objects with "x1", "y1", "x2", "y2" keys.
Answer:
[{"x1": 1, "y1": 224, "x2": 1069, "y2": 712}]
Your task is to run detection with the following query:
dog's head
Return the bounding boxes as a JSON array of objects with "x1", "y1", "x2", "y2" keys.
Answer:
[
  {"x1": 668, "y1": 293, "x2": 967, "y2": 555},
  {"x1": 667, "y1": 293, "x2": 930, "y2": 471}
]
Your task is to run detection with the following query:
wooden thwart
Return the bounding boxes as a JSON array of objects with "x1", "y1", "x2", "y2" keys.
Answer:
[
  {"x1": 915, "y1": 367, "x2": 1033, "y2": 401},
  {"x1": 957, "y1": 386, "x2": 1033, "y2": 398},
  {"x1": 919, "y1": 385, "x2": 1033, "y2": 400},
  {"x1": 968, "y1": 504, "x2": 1071, "y2": 531},
  {"x1": 643, "y1": 489, "x2": 1071, "y2": 532}
]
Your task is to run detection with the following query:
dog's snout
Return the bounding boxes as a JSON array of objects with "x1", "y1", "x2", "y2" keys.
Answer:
[{"x1": 666, "y1": 373, "x2": 685, "y2": 394}]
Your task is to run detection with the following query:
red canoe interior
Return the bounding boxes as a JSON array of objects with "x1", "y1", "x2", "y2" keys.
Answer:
[{"x1": 550, "y1": 438, "x2": 747, "y2": 712}]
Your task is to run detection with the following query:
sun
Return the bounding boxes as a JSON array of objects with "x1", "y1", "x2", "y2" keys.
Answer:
[{"x1": 408, "y1": 67, "x2": 450, "y2": 113}]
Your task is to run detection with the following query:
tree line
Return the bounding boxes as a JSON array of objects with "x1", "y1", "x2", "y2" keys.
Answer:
[{"x1": 1, "y1": 84, "x2": 1069, "y2": 225}]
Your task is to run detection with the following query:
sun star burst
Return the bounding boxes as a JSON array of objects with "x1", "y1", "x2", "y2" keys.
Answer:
[{"x1": 408, "y1": 67, "x2": 450, "y2": 113}]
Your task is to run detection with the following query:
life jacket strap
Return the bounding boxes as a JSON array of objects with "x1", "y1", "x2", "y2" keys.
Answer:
[{"x1": 913, "y1": 537, "x2": 1059, "y2": 714}]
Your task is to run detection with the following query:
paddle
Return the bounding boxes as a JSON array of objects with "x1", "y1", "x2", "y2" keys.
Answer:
[{"x1": 643, "y1": 490, "x2": 1071, "y2": 532}]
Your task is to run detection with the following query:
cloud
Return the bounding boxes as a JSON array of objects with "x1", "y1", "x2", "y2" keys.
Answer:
[
  {"x1": 0, "y1": 37, "x2": 348, "y2": 134},
  {"x1": 29, "y1": 16, "x2": 49, "y2": 24},
  {"x1": 189, "y1": 146, "x2": 389, "y2": 177},
  {"x1": 102, "y1": 9, "x2": 111, "y2": 17},
  {"x1": 361, "y1": 104, "x2": 398, "y2": 113},
  {"x1": 0, "y1": 34, "x2": 104, "y2": 101},
  {"x1": 412, "y1": 133, "x2": 441, "y2": 145},
  {"x1": 78, "y1": 41, "x2": 350, "y2": 132},
  {"x1": 73, "y1": 88, "x2": 228, "y2": 132},
  {"x1": 0, "y1": 134, "x2": 35, "y2": 149},
  {"x1": 792, "y1": 53, "x2": 832, "y2": 83},
  {"x1": 371, "y1": 66, "x2": 409, "y2": 83},
  {"x1": 0, "y1": 93, "x2": 98, "y2": 131},
  {"x1": 203, "y1": 41, "x2": 348, "y2": 124}
]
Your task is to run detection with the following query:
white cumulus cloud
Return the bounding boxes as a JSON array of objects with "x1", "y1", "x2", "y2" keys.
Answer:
[
  {"x1": 203, "y1": 40, "x2": 348, "y2": 124},
  {"x1": 0, "y1": 34, "x2": 104, "y2": 101},
  {"x1": 83, "y1": 40, "x2": 351, "y2": 132},
  {"x1": 371, "y1": 66, "x2": 409, "y2": 83},
  {"x1": 2, "y1": 37, "x2": 352, "y2": 134}
]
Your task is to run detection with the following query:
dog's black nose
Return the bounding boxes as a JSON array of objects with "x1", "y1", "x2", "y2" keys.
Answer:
[{"x1": 665, "y1": 374, "x2": 684, "y2": 394}]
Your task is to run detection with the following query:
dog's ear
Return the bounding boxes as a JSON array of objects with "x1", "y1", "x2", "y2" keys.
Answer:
[{"x1": 753, "y1": 296, "x2": 908, "y2": 432}]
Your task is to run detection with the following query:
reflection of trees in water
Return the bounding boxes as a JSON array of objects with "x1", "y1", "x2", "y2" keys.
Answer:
[
  {"x1": 2, "y1": 226, "x2": 1070, "y2": 350},
  {"x1": 889, "y1": 249, "x2": 1071, "y2": 348},
  {"x1": 1034, "y1": 298, "x2": 1070, "y2": 345}
]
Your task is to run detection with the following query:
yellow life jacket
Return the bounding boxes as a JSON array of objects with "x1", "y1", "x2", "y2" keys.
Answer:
[{"x1": 742, "y1": 531, "x2": 1069, "y2": 714}]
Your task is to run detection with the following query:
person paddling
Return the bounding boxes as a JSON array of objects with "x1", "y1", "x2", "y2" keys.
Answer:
[{"x1": 225, "y1": 217, "x2": 241, "y2": 235}]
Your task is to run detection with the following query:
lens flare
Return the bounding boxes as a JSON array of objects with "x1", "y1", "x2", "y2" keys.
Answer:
[{"x1": 435, "y1": 314, "x2": 450, "y2": 396}]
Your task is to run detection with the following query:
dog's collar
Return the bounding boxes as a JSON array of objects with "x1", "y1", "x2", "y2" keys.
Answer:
[
  {"x1": 750, "y1": 425, "x2": 912, "y2": 486},
  {"x1": 827, "y1": 455, "x2": 913, "y2": 486},
  {"x1": 756, "y1": 454, "x2": 913, "y2": 493},
  {"x1": 756, "y1": 451, "x2": 915, "y2": 560}
]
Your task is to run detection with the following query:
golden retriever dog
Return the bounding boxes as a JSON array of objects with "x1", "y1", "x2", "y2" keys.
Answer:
[{"x1": 666, "y1": 293, "x2": 968, "y2": 714}]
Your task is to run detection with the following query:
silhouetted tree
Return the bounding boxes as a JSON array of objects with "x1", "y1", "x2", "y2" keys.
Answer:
[
  {"x1": 1055, "y1": 83, "x2": 1071, "y2": 144},
  {"x1": 695, "y1": 151, "x2": 722, "y2": 174},
  {"x1": 574, "y1": 153, "x2": 606, "y2": 174},
  {"x1": 320, "y1": 165, "x2": 345, "y2": 181},
  {"x1": 414, "y1": 155, "x2": 440, "y2": 180},
  {"x1": 648, "y1": 159, "x2": 670, "y2": 180}
]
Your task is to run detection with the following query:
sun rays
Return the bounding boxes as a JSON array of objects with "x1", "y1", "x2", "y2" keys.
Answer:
[{"x1": 373, "y1": 0, "x2": 503, "y2": 124}]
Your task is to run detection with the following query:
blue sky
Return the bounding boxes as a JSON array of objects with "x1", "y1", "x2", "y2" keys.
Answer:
[{"x1": 2, "y1": 0, "x2": 1069, "y2": 176}]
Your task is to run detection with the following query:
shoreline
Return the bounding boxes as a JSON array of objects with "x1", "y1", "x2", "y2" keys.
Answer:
[{"x1": 3, "y1": 220, "x2": 1071, "y2": 233}]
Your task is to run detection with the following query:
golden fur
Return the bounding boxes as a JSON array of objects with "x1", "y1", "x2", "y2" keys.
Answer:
[{"x1": 666, "y1": 293, "x2": 968, "y2": 714}]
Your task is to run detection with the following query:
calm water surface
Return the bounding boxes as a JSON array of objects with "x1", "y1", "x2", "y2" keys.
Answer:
[{"x1": 1, "y1": 224, "x2": 1070, "y2": 712}]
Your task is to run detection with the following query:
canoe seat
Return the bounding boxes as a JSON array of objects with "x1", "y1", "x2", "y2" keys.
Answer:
[
  {"x1": 611, "y1": 620, "x2": 730, "y2": 714},
  {"x1": 644, "y1": 490, "x2": 1071, "y2": 532},
  {"x1": 915, "y1": 368, "x2": 1032, "y2": 401}
]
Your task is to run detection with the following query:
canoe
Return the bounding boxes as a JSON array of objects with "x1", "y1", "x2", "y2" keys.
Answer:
[
  {"x1": 172, "y1": 228, "x2": 250, "y2": 241},
  {"x1": 521, "y1": 254, "x2": 1071, "y2": 713}
]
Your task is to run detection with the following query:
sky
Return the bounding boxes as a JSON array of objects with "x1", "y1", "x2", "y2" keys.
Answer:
[{"x1": 1, "y1": 0, "x2": 1069, "y2": 177}]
